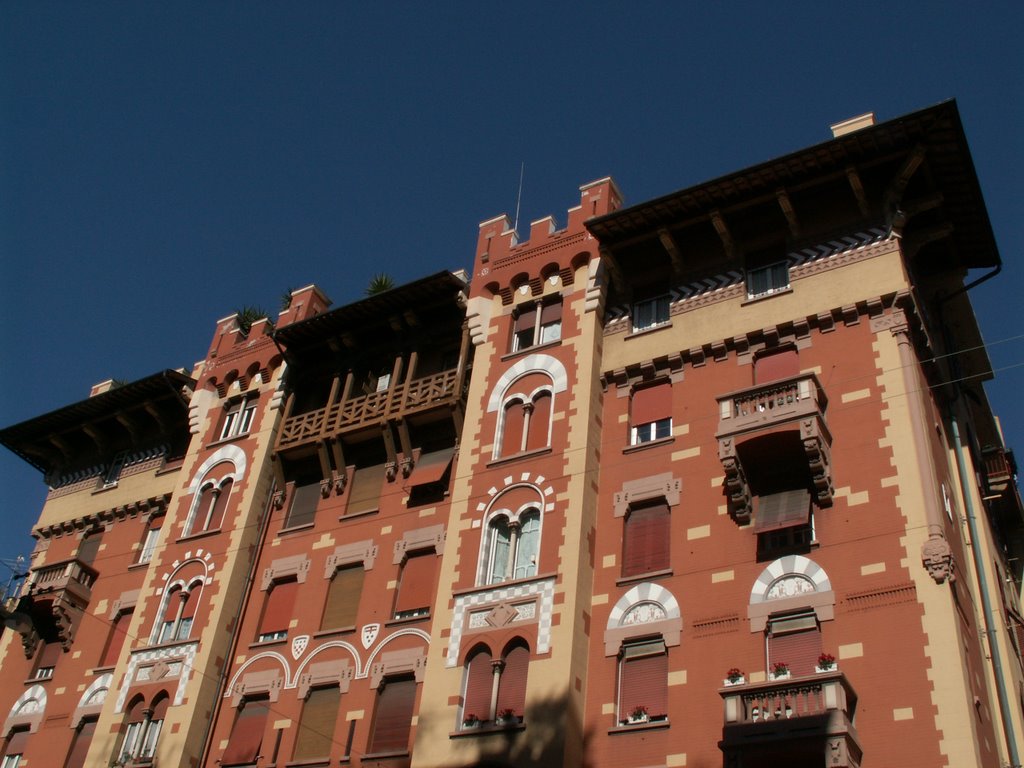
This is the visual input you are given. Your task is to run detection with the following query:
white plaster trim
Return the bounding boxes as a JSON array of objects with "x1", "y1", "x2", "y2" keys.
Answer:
[
  {"x1": 8, "y1": 685, "x2": 46, "y2": 719},
  {"x1": 749, "y1": 555, "x2": 832, "y2": 604},
  {"x1": 78, "y1": 673, "x2": 112, "y2": 708},
  {"x1": 486, "y1": 354, "x2": 568, "y2": 412},
  {"x1": 607, "y1": 583, "x2": 681, "y2": 628},
  {"x1": 186, "y1": 444, "x2": 247, "y2": 494},
  {"x1": 116, "y1": 642, "x2": 199, "y2": 712}
]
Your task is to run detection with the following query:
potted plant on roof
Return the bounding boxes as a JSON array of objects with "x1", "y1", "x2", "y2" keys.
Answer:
[
  {"x1": 724, "y1": 667, "x2": 746, "y2": 686},
  {"x1": 771, "y1": 661, "x2": 791, "y2": 680},
  {"x1": 815, "y1": 653, "x2": 837, "y2": 673}
]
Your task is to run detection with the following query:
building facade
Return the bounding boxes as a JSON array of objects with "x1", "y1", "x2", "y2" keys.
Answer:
[{"x1": 1, "y1": 101, "x2": 1022, "y2": 768}]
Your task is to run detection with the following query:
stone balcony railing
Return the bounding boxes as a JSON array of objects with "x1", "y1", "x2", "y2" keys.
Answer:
[
  {"x1": 278, "y1": 367, "x2": 463, "y2": 452},
  {"x1": 719, "y1": 670, "x2": 862, "y2": 766},
  {"x1": 716, "y1": 373, "x2": 833, "y2": 523},
  {"x1": 30, "y1": 558, "x2": 98, "y2": 603}
]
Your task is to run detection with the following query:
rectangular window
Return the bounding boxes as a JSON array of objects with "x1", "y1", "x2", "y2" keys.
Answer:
[
  {"x1": 393, "y1": 551, "x2": 437, "y2": 620},
  {"x1": 368, "y1": 676, "x2": 417, "y2": 755},
  {"x1": 33, "y1": 640, "x2": 61, "y2": 680},
  {"x1": 346, "y1": 464, "x2": 387, "y2": 517},
  {"x1": 320, "y1": 564, "x2": 365, "y2": 631},
  {"x1": 137, "y1": 517, "x2": 162, "y2": 565},
  {"x1": 746, "y1": 261, "x2": 790, "y2": 299},
  {"x1": 511, "y1": 300, "x2": 562, "y2": 352},
  {"x1": 258, "y1": 579, "x2": 298, "y2": 642},
  {"x1": 767, "y1": 613, "x2": 821, "y2": 677},
  {"x1": 285, "y1": 481, "x2": 321, "y2": 529},
  {"x1": 631, "y1": 295, "x2": 670, "y2": 332},
  {"x1": 622, "y1": 501, "x2": 671, "y2": 577},
  {"x1": 100, "y1": 609, "x2": 133, "y2": 667},
  {"x1": 64, "y1": 718, "x2": 97, "y2": 768},
  {"x1": 219, "y1": 397, "x2": 258, "y2": 441},
  {"x1": 2, "y1": 730, "x2": 29, "y2": 768},
  {"x1": 293, "y1": 686, "x2": 341, "y2": 762},
  {"x1": 618, "y1": 639, "x2": 668, "y2": 724},
  {"x1": 221, "y1": 697, "x2": 270, "y2": 767},
  {"x1": 630, "y1": 381, "x2": 672, "y2": 445}
]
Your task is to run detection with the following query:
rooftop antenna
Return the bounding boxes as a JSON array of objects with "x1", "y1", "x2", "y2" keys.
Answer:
[{"x1": 513, "y1": 162, "x2": 525, "y2": 234}]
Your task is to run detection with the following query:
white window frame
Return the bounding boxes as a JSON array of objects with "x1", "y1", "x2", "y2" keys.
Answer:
[
  {"x1": 219, "y1": 397, "x2": 258, "y2": 441},
  {"x1": 481, "y1": 508, "x2": 541, "y2": 585},
  {"x1": 746, "y1": 261, "x2": 790, "y2": 299},
  {"x1": 512, "y1": 301, "x2": 562, "y2": 353},
  {"x1": 138, "y1": 525, "x2": 161, "y2": 565},
  {"x1": 0, "y1": 755, "x2": 21, "y2": 768},
  {"x1": 631, "y1": 295, "x2": 670, "y2": 332},
  {"x1": 630, "y1": 417, "x2": 672, "y2": 445}
]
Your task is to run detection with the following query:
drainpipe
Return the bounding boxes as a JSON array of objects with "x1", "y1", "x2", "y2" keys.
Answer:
[{"x1": 950, "y1": 415, "x2": 1021, "y2": 767}]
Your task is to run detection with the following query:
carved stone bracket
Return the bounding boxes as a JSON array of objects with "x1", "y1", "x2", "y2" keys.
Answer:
[
  {"x1": 385, "y1": 461, "x2": 397, "y2": 482},
  {"x1": 319, "y1": 478, "x2": 332, "y2": 499},
  {"x1": 399, "y1": 455, "x2": 413, "y2": 478},
  {"x1": 921, "y1": 536, "x2": 956, "y2": 584},
  {"x1": 272, "y1": 490, "x2": 285, "y2": 510},
  {"x1": 801, "y1": 425, "x2": 834, "y2": 507},
  {"x1": 720, "y1": 449, "x2": 752, "y2": 524}
]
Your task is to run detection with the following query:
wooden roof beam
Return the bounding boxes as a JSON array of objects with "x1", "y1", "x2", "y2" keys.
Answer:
[
  {"x1": 845, "y1": 167, "x2": 871, "y2": 218},
  {"x1": 710, "y1": 210, "x2": 737, "y2": 260},
  {"x1": 775, "y1": 189, "x2": 801, "y2": 239},
  {"x1": 658, "y1": 228, "x2": 685, "y2": 280}
]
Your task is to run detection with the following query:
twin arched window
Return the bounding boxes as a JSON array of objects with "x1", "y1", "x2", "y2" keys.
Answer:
[
  {"x1": 496, "y1": 372, "x2": 554, "y2": 459},
  {"x1": 461, "y1": 640, "x2": 530, "y2": 727},
  {"x1": 120, "y1": 692, "x2": 168, "y2": 763},
  {"x1": 481, "y1": 509, "x2": 540, "y2": 585},
  {"x1": 185, "y1": 466, "x2": 234, "y2": 536}
]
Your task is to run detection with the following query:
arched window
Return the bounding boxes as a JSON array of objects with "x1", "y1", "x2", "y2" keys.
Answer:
[
  {"x1": 481, "y1": 508, "x2": 541, "y2": 585},
  {"x1": 185, "y1": 464, "x2": 235, "y2": 536},
  {"x1": 459, "y1": 640, "x2": 530, "y2": 728},
  {"x1": 119, "y1": 692, "x2": 168, "y2": 763},
  {"x1": 494, "y1": 373, "x2": 555, "y2": 460},
  {"x1": 155, "y1": 577, "x2": 200, "y2": 644}
]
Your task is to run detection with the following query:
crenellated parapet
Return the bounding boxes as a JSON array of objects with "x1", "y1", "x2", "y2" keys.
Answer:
[{"x1": 471, "y1": 178, "x2": 622, "y2": 303}]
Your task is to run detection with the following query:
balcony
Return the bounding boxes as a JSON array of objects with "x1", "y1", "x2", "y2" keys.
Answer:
[
  {"x1": 719, "y1": 671, "x2": 861, "y2": 767},
  {"x1": 30, "y1": 557, "x2": 97, "y2": 603},
  {"x1": 277, "y1": 367, "x2": 464, "y2": 453},
  {"x1": 13, "y1": 558, "x2": 99, "y2": 656},
  {"x1": 982, "y1": 445, "x2": 1016, "y2": 494},
  {"x1": 716, "y1": 374, "x2": 833, "y2": 524}
]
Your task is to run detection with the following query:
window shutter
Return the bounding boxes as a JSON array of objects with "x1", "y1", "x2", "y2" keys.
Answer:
[
  {"x1": 619, "y1": 641, "x2": 667, "y2": 718},
  {"x1": 64, "y1": 718, "x2": 97, "y2": 768},
  {"x1": 755, "y1": 348, "x2": 799, "y2": 383},
  {"x1": 38, "y1": 640, "x2": 61, "y2": 669},
  {"x1": 539, "y1": 301, "x2": 561, "y2": 326},
  {"x1": 208, "y1": 478, "x2": 232, "y2": 530},
  {"x1": 162, "y1": 590, "x2": 183, "y2": 624},
  {"x1": 347, "y1": 464, "x2": 387, "y2": 516},
  {"x1": 286, "y1": 481, "x2": 320, "y2": 528},
  {"x1": 462, "y1": 647, "x2": 493, "y2": 722},
  {"x1": 514, "y1": 306, "x2": 537, "y2": 333},
  {"x1": 320, "y1": 565, "x2": 365, "y2": 630},
  {"x1": 768, "y1": 616, "x2": 821, "y2": 677},
  {"x1": 622, "y1": 502, "x2": 670, "y2": 577},
  {"x1": 221, "y1": 698, "x2": 270, "y2": 766},
  {"x1": 180, "y1": 589, "x2": 197, "y2": 622},
  {"x1": 755, "y1": 489, "x2": 811, "y2": 533},
  {"x1": 496, "y1": 644, "x2": 529, "y2": 717},
  {"x1": 631, "y1": 382, "x2": 671, "y2": 426},
  {"x1": 394, "y1": 552, "x2": 437, "y2": 617},
  {"x1": 259, "y1": 580, "x2": 297, "y2": 637},
  {"x1": 407, "y1": 448, "x2": 454, "y2": 487},
  {"x1": 500, "y1": 401, "x2": 526, "y2": 457},
  {"x1": 293, "y1": 686, "x2": 340, "y2": 762},
  {"x1": 369, "y1": 677, "x2": 417, "y2": 754},
  {"x1": 4, "y1": 729, "x2": 29, "y2": 759},
  {"x1": 526, "y1": 392, "x2": 552, "y2": 452},
  {"x1": 101, "y1": 609, "x2": 132, "y2": 667}
]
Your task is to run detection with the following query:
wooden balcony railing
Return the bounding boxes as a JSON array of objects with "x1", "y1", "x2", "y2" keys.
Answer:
[
  {"x1": 278, "y1": 367, "x2": 463, "y2": 451},
  {"x1": 982, "y1": 446, "x2": 1016, "y2": 490},
  {"x1": 720, "y1": 671, "x2": 861, "y2": 765}
]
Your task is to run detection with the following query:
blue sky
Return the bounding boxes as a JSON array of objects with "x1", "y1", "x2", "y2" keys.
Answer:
[{"x1": 1, "y1": 2, "x2": 1022, "y2": 573}]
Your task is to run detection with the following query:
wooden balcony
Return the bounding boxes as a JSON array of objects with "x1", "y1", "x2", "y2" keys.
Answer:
[
  {"x1": 982, "y1": 446, "x2": 1016, "y2": 493},
  {"x1": 278, "y1": 367, "x2": 464, "y2": 453},
  {"x1": 716, "y1": 374, "x2": 833, "y2": 523},
  {"x1": 719, "y1": 671, "x2": 861, "y2": 767}
]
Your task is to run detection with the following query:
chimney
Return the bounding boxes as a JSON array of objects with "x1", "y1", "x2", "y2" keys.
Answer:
[{"x1": 830, "y1": 112, "x2": 876, "y2": 138}]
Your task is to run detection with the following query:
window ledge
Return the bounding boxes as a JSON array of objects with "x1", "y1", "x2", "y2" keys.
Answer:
[
  {"x1": 338, "y1": 508, "x2": 379, "y2": 523},
  {"x1": 486, "y1": 446, "x2": 552, "y2": 469},
  {"x1": 278, "y1": 521, "x2": 315, "y2": 536},
  {"x1": 284, "y1": 759, "x2": 331, "y2": 768},
  {"x1": 24, "y1": 676, "x2": 52, "y2": 685},
  {"x1": 90, "y1": 664, "x2": 116, "y2": 675},
  {"x1": 312, "y1": 626, "x2": 356, "y2": 639},
  {"x1": 608, "y1": 718, "x2": 670, "y2": 735},
  {"x1": 624, "y1": 322, "x2": 672, "y2": 340},
  {"x1": 741, "y1": 286, "x2": 793, "y2": 306},
  {"x1": 622, "y1": 436, "x2": 675, "y2": 455},
  {"x1": 128, "y1": 561, "x2": 152, "y2": 571},
  {"x1": 386, "y1": 612, "x2": 431, "y2": 628},
  {"x1": 616, "y1": 568, "x2": 673, "y2": 587},
  {"x1": 452, "y1": 571, "x2": 557, "y2": 598},
  {"x1": 177, "y1": 528, "x2": 222, "y2": 544},
  {"x1": 249, "y1": 637, "x2": 289, "y2": 650},
  {"x1": 362, "y1": 750, "x2": 411, "y2": 761},
  {"x1": 500, "y1": 339, "x2": 561, "y2": 363},
  {"x1": 136, "y1": 638, "x2": 197, "y2": 653},
  {"x1": 205, "y1": 432, "x2": 252, "y2": 450},
  {"x1": 450, "y1": 721, "x2": 527, "y2": 738}
]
